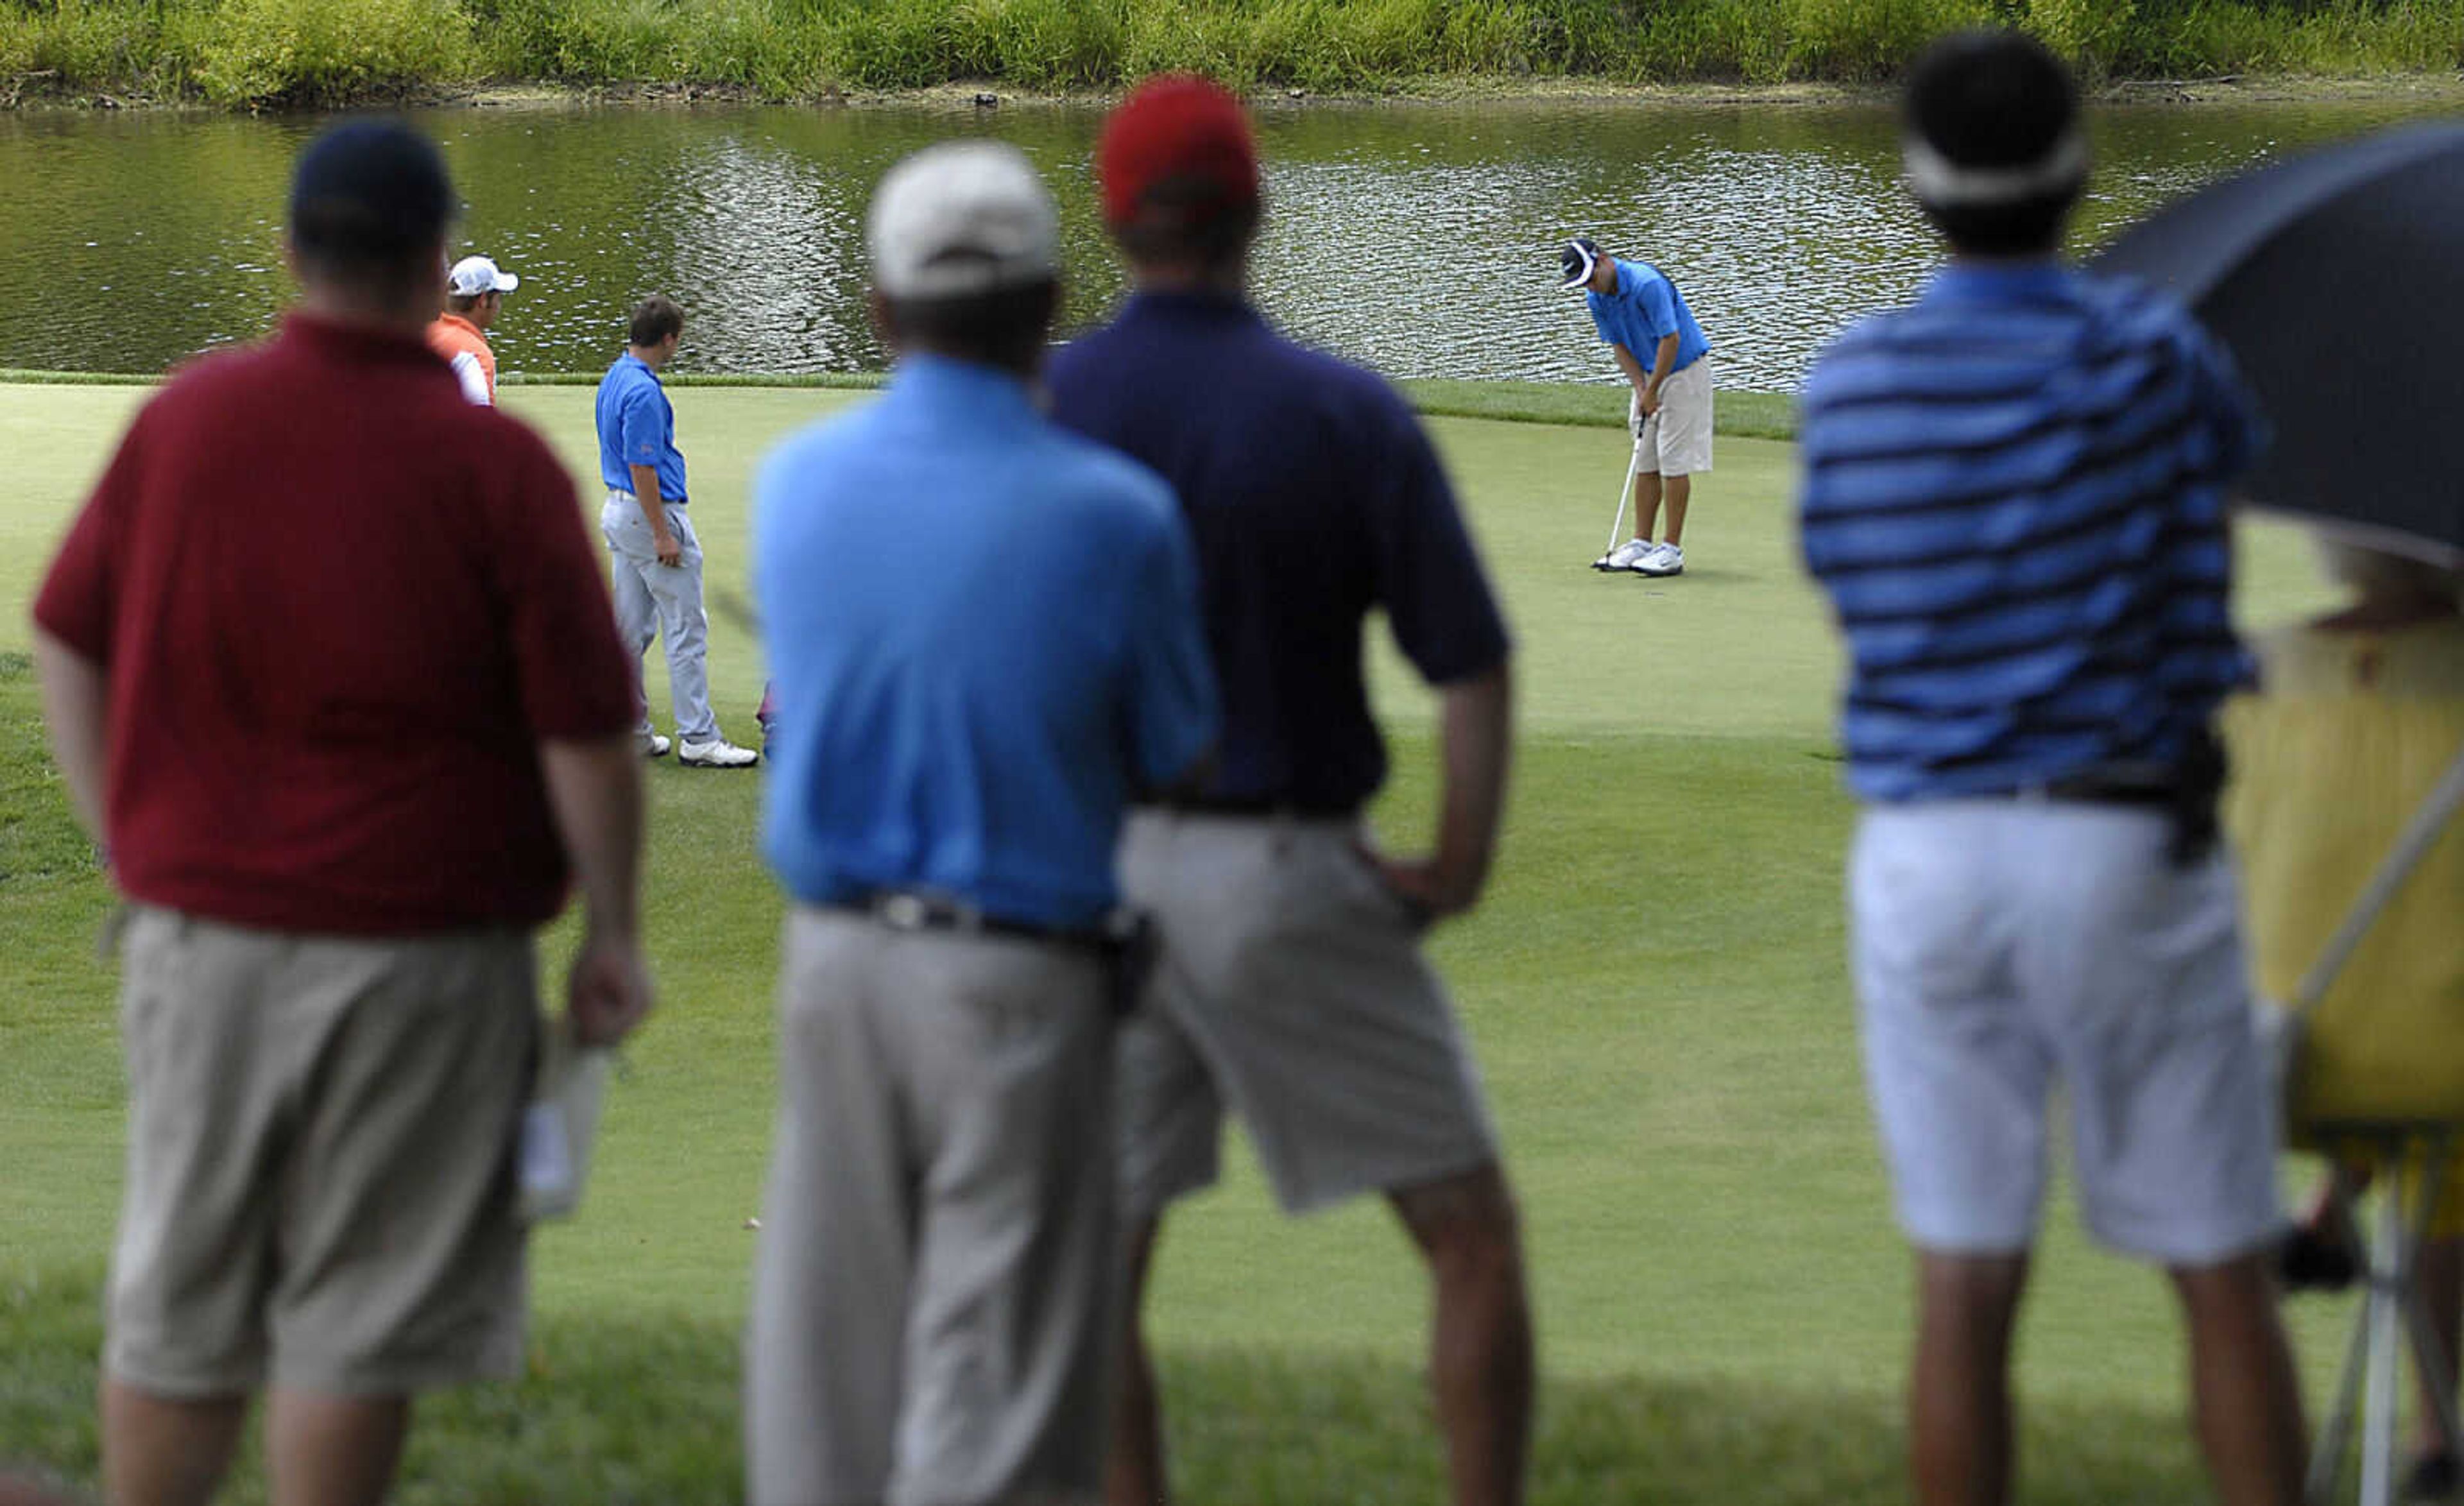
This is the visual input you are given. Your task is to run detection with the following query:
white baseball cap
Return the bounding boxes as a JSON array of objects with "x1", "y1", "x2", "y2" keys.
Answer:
[
  {"x1": 867, "y1": 141, "x2": 1058, "y2": 302},
  {"x1": 447, "y1": 255, "x2": 520, "y2": 297}
]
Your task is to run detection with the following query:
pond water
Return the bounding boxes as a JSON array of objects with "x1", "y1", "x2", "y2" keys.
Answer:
[{"x1": 0, "y1": 90, "x2": 2456, "y2": 388}]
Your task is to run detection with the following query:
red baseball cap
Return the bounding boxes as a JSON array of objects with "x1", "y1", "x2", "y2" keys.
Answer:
[{"x1": 1096, "y1": 74, "x2": 1260, "y2": 228}]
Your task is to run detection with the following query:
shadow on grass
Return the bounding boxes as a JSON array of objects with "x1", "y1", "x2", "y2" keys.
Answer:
[{"x1": 4, "y1": 1264, "x2": 2214, "y2": 1505}]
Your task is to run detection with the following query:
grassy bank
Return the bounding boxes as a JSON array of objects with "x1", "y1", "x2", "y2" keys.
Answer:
[
  {"x1": 0, "y1": 382, "x2": 2368, "y2": 1498},
  {"x1": 4, "y1": 0, "x2": 2460, "y2": 108}
]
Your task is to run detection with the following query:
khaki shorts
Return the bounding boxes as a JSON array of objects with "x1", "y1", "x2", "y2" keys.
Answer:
[
  {"x1": 1634, "y1": 356, "x2": 1715, "y2": 477},
  {"x1": 107, "y1": 908, "x2": 538, "y2": 1398},
  {"x1": 1116, "y1": 812, "x2": 1500, "y2": 1219},
  {"x1": 746, "y1": 909, "x2": 1116, "y2": 1506}
]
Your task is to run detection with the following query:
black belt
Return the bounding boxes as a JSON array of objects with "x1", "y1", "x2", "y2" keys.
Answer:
[
  {"x1": 829, "y1": 891, "x2": 1115, "y2": 952},
  {"x1": 1981, "y1": 772, "x2": 2180, "y2": 808},
  {"x1": 825, "y1": 891, "x2": 1160, "y2": 1016},
  {"x1": 1143, "y1": 794, "x2": 1358, "y2": 821},
  {"x1": 1988, "y1": 744, "x2": 2225, "y2": 868}
]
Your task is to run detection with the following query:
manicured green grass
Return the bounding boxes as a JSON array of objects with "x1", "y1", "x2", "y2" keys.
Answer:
[
  {"x1": 0, "y1": 368, "x2": 1804, "y2": 440},
  {"x1": 0, "y1": 381, "x2": 2357, "y2": 1500}
]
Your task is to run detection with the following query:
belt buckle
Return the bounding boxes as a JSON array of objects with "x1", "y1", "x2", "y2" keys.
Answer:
[{"x1": 877, "y1": 893, "x2": 930, "y2": 930}]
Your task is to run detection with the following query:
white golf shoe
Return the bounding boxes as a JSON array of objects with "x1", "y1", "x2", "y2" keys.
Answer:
[
  {"x1": 679, "y1": 737, "x2": 760, "y2": 769},
  {"x1": 1598, "y1": 538, "x2": 1655, "y2": 572},
  {"x1": 1632, "y1": 542, "x2": 1685, "y2": 577},
  {"x1": 640, "y1": 730, "x2": 672, "y2": 758}
]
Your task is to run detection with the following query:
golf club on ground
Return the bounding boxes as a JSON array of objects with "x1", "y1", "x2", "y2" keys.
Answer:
[{"x1": 1596, "y1": 447, "x2": 1643, "y2": 570}]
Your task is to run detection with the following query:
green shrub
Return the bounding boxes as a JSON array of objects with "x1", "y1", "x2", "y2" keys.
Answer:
[
  {"x1": 818, "y1": 0, "x2": 959, "y2": 88},
  {"x1": 1629, "y1": 0, "x2": 1794, "y2": 81},
  {"x1": 1439, "y1": 0, "x2": 1533, "y2": 73},
  {"x1": 1782, "y1": 0, "x2": 1994, "y2": 78},
  {"x1": 2, "y1": 0, "x2": 189, "y2": 91},
  {"x1": 1115, "y1": 0, "x2": 1261, "y2": 83},
  {"x1": 8, "y1": 0, "x2": 2464, "y2": 101},
  {"x1": 2284, "y1": 0, "x2": 2464, "y2": 71},
  {"x1": 675, "y1": 0, "x2": 792, "y2": 82},
  {"x1": 975, "y1": 0, "x2": 1126, "y2": 89},
  {"x1": 193, "y1": 0, "x2": 470, "y2": 101},
  {"x1": 2026, "y1": 0, "x2": 2135, "y2": 71},
  {"x1": 543, "y1": 0, "x2": 683, "y2": 81},
  {"x1": 1233, "y1": 0, "x2": 1328, "y2": 86},
  {"x1": 2134, "y1": 0, "x2": 2284, "y2": 72},
  {"x1": 466, "y1": 0, "x2": 569, "y2": 78},
  {"x1": 1326, "y1": 0, "x2": 1450, "y2": 79},
  {"x1": 744, "y1": 8, "x2": 833, "y2": 92}
]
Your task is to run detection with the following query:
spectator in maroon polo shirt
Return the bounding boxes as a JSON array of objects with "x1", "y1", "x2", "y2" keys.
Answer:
[{"x1": 30, "y1": 122, "x2": 651, "y2": 1506}]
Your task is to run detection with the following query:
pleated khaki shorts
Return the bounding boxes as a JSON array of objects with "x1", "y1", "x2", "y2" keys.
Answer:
[
  {"x1": 106, "y1": 907, "x2": 537, "y2": 1398},
  {"x1": 746, "y1": 908, "x2": 1117, "y2": 1506},
  {"x1": 1115, "y1": 811, "x2": 1501, "y2": 1220},
  {"x1": 1634, "y1": 355, "x2": 1715, "y2": 477}
]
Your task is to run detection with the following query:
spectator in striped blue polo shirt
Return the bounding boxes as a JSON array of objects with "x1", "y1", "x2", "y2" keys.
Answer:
[{"x1": 1800, "y1": 30, "x2": 2307, "y2": 1506}]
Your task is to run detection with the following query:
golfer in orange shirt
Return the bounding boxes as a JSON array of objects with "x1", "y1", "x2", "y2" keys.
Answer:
[{"x1": 428, "y1": 254, "x2": 520, "y2": 405}]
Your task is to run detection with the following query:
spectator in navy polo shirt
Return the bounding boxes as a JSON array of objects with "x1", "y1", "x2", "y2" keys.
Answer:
[
  {"x1": 1048, "y1": 75, "x2": 1532, "y2": 1506},
  {"x1": 1799, "y1": 31, "x2": 2305, "y2": 1506},
  {"x1": 1562, "y1": 235, "x2": 1713, "y2": 577},
  {"x1": 33, "y1": 121, "x2": 651, "y2": 1506},
  {"x1": 742, "y1": 141, "x2": 1216, "y2": 1506}
]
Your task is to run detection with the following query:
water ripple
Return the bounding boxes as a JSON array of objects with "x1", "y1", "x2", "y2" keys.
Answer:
[{"x1": 0, "y1": 98, "x2": 2440, "y2": 386}]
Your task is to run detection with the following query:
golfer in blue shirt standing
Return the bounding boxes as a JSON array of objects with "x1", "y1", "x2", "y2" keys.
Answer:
[
  {"x1": 1050, "y1": 75, "x2": 1531, "y2": 1506},
  {"x1": 1563, "y1": 237, "x2": 1713, "y2": 577},
  {"x1": 742, "y1": 140, "x2": 1217, "y2": 1506},
  {"x1": 595, "y1": 295, "x2": 758, "y2": 767}
]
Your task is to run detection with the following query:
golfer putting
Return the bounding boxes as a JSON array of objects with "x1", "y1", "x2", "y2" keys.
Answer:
[{"x1": 1561, "y1": 235, "x2": 1713, "y2": 577}]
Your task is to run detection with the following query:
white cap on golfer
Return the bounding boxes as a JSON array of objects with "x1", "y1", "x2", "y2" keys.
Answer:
[
  {"x1": 447, "y1": 255, "x2": 520, "y2": 297},
  {"x1": 868, "y1": 141, "x2": 1059, "y2": 302}
]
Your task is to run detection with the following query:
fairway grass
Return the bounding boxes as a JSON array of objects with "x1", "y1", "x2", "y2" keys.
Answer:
[{"x1": 1, "y1": 381, "x2": 2358, "y2": 1499}]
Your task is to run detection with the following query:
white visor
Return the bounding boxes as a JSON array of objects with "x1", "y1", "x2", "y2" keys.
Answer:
[
  {"x1": 1904, "y1": 131, "x2": 2089, "y2": 207},
  {"x1": 1559, "y1": 240, "x2": 1600, "y2": 289}
]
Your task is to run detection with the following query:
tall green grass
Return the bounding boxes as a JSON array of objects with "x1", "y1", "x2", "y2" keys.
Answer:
[{"x1": 3, "y1": 0, "x2": 2461, "y2": 105}]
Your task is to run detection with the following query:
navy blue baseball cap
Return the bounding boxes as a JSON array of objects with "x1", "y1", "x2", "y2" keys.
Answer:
[
  {"x1": 1559, "y1": 235, "x2": 1602, "y2": 289},
  {"x1": 288, "y1": 121, "x2": 454, "y2": 262}
]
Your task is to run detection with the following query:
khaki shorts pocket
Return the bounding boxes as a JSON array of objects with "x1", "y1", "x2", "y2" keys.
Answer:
[{"x1": 1331, "y1": 839, "x2": 1433, "y2": 934}]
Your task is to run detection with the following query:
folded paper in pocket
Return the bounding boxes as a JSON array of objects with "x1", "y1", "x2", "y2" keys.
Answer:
[{"x1": 520, "y1": 1022, "x2": 613, "y2": 1223}]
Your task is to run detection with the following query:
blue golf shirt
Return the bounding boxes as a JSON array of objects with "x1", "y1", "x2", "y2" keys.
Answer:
[
  {"x1": 1799, "y1": 261, "x2": 2263, "y2": 802},
  {"x1": 1587, "y1": 258, "x2": 1709, "y2": 373},
  {"x1": 1048, "y1": 290, "x2": 1510, "y2": 816},
  {"x1": 754, "y1": 354, "x2": 1217, "y2": 930},
  {"x1": 595, "y1": 352, "x2": 689, "y2": 503}
]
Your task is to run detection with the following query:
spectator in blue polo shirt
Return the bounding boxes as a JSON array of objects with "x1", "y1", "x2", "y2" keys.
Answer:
[
  {"x1": 594, "y1": 295, "x2": 757, "y2": 769},
  {"x1": 741, "y1": 140, "x2": 1215, "y2": 1506},
  {"x1": 1799, "y1": 31, "x2": 2306, "y2": 1506},
  {"x1": 1562, "y1": 235, "x2": 1713, "y2": 577},
  {"x1": 1048, "y1": 74, "x2": 1532, "y2": 1506}
]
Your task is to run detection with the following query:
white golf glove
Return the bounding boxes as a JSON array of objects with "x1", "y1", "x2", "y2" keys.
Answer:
[{"x1": 1629, "y1": 397, "x2": 1648, "y2": 439}]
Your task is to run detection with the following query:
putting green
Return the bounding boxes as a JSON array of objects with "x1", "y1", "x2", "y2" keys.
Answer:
[{"x1": 2, "y1": 377, "x2": 2352, "y2": 1455}]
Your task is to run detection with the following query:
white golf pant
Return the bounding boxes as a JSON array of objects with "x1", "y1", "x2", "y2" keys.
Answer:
[{"x1": 603, "y1": 492, "x2": 719, "y2": 746}]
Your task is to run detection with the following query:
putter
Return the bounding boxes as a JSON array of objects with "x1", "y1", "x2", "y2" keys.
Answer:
[{"x1": 1595, "y1": 448, "x2": 1643, "y2": 570}]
